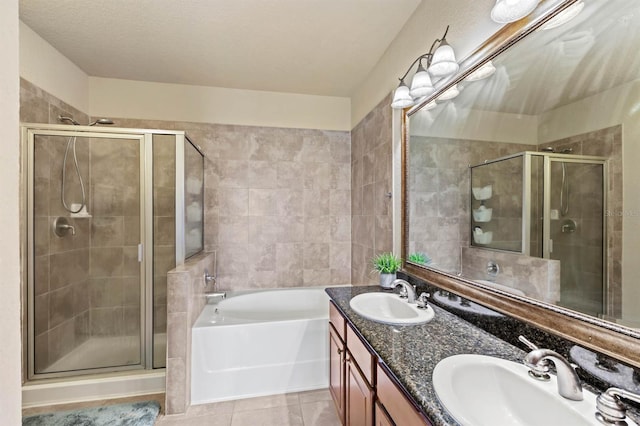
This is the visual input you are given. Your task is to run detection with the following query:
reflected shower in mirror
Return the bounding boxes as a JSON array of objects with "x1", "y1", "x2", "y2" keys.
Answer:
[{"x1": 405, "y1": 0, "x2": 639, "y2": 328}]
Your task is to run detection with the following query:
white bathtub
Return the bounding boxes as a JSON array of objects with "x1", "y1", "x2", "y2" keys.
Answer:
[{"x1": 191, "y1": 288, "x2": 330, "y2": 404}]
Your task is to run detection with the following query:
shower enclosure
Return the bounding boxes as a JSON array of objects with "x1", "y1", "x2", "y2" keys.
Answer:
[
  {"x1": 470, "y1": 151, "x2": 607, "y2": 316},
  {"x1": 22, "y1": 123, "x2": 204, "y2": 380}
]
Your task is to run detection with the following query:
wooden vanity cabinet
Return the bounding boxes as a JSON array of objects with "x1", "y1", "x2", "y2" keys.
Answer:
[
  {"x1": 330, "y1": 302, "x2": 375, "y2": 426},
  {"x1": 345, "y1": 322, "x2": 375, "y2": 426},
  {"x1": 345, "y1": 351, "x2": 374, "y2": 425},
  {"x1": 329, "y1": 302, "x2": 346, "y2": 424},
  {"x1": 329, "y1": 301, "x2": 431, "y2": 426}
]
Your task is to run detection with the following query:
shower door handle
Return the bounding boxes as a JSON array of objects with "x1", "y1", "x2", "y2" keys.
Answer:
[
  {"x1": 138, "y1": 244, "x2": 144, "y2": 262},
  {"x1": 549, "y1": 239, "x2": 553, "y2": 254}
]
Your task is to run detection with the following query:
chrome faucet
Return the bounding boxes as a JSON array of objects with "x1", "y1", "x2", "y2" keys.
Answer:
[
  {"x1": 524, "y1": 347, "x2": 583, "y2": 401},
  {"x1": 393, "y1": 279, "x2": 416, "y2": 303}
]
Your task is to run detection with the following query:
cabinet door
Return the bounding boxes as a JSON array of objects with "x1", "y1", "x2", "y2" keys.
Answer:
[
  {"x1": 329, "y1": 325, "x2": 345, "y2": 424},
  {"x1": 346, "y1": 353, "x2": 374, "y2": 426},
  {"x1": 375, "y1": 402, "x2": 394, "y2": 426}
]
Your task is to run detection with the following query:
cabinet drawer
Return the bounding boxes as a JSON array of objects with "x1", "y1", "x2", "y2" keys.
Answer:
[
  {"x1": 376, "y1": 363, "x2": 431, "y2": 426},
  {"x1": 375, "y1": 401, "x2": 393, "y2": 426},
  {"x1": 330, "y1": 301, "x2": 346, "y2": 341},
  {"x1": 346, "y1": 324, "x2": 375, "y2": 386}
]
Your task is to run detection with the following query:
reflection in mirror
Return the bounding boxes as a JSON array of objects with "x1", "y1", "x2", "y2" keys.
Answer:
[{"x1": 405, "y1": 0, "x2": 640, "y2": 329}]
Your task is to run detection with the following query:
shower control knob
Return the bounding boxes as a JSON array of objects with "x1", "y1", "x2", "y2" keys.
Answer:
[{"x1": 53, "y1": 217, "x2": 75, "y2": 237}]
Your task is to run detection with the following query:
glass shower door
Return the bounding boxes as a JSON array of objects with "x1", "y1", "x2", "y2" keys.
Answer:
[
  {"x1": 545, "y1": 158, "x2": 605, "y2": 317},
  {"x1": 29, "y1": 130, "x2": 145, "y2": 376}
]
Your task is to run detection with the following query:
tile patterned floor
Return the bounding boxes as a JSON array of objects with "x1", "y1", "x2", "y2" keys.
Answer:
[{"x1": 155, "y1": 389, "x2": 341, "y2": 426}]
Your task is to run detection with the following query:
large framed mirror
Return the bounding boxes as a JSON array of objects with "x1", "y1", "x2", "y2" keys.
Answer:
[{"x1": 402, "y1": 0, "x2": 640, "y2": 367}]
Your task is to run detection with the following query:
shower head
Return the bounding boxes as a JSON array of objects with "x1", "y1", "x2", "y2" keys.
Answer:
[
  {"x1": 58, "y1": 115, "x2": 80, "y2": 125},
  {"x1": 541, "y1": 146, "x2": 573, "y2": 154},
  {"x1": 89, "y1": 118, "x2": 115, "y2": 126}
]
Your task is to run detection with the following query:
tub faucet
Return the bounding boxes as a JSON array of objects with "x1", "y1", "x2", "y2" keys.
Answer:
[
  {"x1": 524, "y1": 347, "x2": 583, "y2": 401},
  {"x1": 393, "y1": 279, "x2": 416, "y2": 303},
  {"x1": 205, "y1": 292, "x2": 226, "y2": 303}
]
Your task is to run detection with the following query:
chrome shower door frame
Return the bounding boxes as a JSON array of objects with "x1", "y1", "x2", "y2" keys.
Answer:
[
  {"x1": 24, "y1": 126, "x2": 147, "y2": 379},
  {"x1": 542, "y1": 154, "x2": 609, "y2": 316},
  {"x1": 22, "y1": 123, "x2": 196, "y2": 380}
]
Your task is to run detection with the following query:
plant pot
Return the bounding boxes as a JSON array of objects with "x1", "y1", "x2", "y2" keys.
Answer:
[{"x1": 379, "y1": 273, "x2": 397, "y2": 289}]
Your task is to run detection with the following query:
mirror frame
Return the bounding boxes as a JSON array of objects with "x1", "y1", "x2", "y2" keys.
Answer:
[{"x1": 401, "y1": 0, "x2": 640, "y2": 368}]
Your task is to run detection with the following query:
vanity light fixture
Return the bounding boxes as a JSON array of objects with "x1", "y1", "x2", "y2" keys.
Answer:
[
  {"x1": 465, "y1": 61, "x2": 497, "y2": 82},
  {"x1": 391, "y1": 26, "x2": 459, "y2": 109},
  {"x1": 539, "y1": 0, "x2": 584, "y2": 30},
  {"x1": 491, "y1": 0, "x2": 539, "y2": 24}
]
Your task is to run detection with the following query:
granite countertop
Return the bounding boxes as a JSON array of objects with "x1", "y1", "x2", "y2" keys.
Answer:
[{"x1": 326, "y1": 285, "x2": 527, "y2": 426}]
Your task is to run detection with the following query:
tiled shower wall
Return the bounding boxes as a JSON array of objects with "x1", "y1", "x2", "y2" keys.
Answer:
[
  {"x1": 114, "y1": 118, "x2": 352, "y2": 290},
  {"x1": 32, "y1": 135, "x2": 91, "y2": 372},
  {"x1": 22, "y1": 79, "x2": 89, "y2": 371},
  {"x1": 350, "y1": 94, "x2": 394, "y2": 285},
  {"x1": 22, "y1": 79, "x2": 143, "y2": 371},
  {"x1": 542, "y1": 125, "x2": 622, "y2": 316},
  {"x1": 408, "y1": 135, "x2": 534, "y2": 274}
]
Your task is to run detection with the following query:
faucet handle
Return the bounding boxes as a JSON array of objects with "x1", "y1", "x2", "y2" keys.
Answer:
[
  {"x1": 596, "y1": 387, "x2": 640, "y2": 425},
  {"x1": 518, "y1": 335, "x2": 551, "y2": 381},
  {"x1": 417, "y1": 293, "x2": 430, "y2": 309},
  {"x1": 518, "y1": 335, "x2": 541, "y2": 351}
]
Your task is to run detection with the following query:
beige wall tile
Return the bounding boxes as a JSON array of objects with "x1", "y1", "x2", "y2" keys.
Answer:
[
  {"x1": 248, "y1": 161, "x2": 278, "y2": 189},
  {"x1": 304, "y1": 190, "x2": 330, "y2": 217},
  {"x1": 218, "y1": 188, "x2": 248, "y2": 216},
  {"x1": 249, "y1": 189, "x2": 279, "y2": 216}
]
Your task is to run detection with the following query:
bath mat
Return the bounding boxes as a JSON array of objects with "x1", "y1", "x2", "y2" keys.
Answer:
[{"x1": 22, "y1": 400, "x2": 160, "y2": 426}]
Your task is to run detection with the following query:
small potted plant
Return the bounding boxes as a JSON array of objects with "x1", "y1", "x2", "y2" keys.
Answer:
[
  {"x1": 408, "y1": 252, "x2": 431, "y2": 266},
  {"x1": 372, "y1": 252, "x2": 402, "y2": 289}
]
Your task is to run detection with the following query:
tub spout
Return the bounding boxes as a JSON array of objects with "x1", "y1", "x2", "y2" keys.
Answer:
[{"x1": 205, "y1": 292, "x2": 226, "y2": 303}]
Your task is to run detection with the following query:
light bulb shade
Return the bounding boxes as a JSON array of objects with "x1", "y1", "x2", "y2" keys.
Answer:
[
  {"x1": 423, "y1": 100, "x2": 437, "y2": 111},
  {"x1": 491, "y1": 0, "x2": 539, "y2": 24},
  {"x1": 429, "y1": 42, "x2": 459, "y2": 78},
  {"x1": 437, "y1": 84, "x2": 460, "y2": 101},
  {"x1": 540, "y1": 0, "x2": 584, "y2": 30},
  {"x1": 465, "y1": 61, "x2": 497, "y2": 81},
  {"x1": 410, "y1": 67, "x2": 435, "y2": 98},
  {"x1": 391, "y1": 82, "x2": 415, "y2": 109}
]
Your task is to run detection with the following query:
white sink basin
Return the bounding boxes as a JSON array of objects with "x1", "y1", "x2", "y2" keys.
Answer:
[
  {"x1": 349, "y1": 292, "x2": 434, "y2": 325},
  {"x1": 433, "y1": 354, "x2": 637, "y2": 426}
]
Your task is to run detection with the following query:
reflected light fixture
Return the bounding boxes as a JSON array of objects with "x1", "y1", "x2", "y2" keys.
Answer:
[
  {"x1": 465, "y1": 61, "x2": 497, "y2": 81},
  {"x1": 391, "y1": 26, "x2": 459, "y2": 109},
  {"x1": 436, "y1": 84, "x2": 460, "y2": 101},
  {"x1": 491, "y1": 0, "x2": 539, "y2": 24},
  {"x1": 423, "y1": 100, "x2": 437, "y2": 111},
  {"x1": 540, "y1": 0, "x2": 584, "y2": 30}
]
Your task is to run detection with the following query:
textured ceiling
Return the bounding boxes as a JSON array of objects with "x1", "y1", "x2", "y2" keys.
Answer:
[{"x1": 19, "y1": 0, "x2": 422, "y2": 97}]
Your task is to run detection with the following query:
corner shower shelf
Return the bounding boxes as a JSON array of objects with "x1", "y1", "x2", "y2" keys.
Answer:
[
  {"x1": 472, "y1": 185, "x2": 492, "y2": 201},
  {"x1": 473, "y1": 207, "x2": 492, "y2": 222}
]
